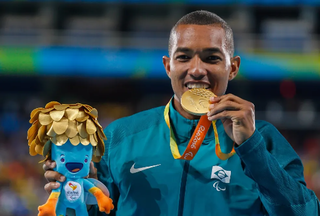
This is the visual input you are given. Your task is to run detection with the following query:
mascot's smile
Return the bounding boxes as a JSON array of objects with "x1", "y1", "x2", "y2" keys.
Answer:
[{"x1": 66, "y1": 163, "x2": 83, "y2": 173}]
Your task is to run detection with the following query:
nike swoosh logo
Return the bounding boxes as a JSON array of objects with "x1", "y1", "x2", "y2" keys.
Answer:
[{"x1": 130, "y1": 163, "x2": 161, "y2": 174}]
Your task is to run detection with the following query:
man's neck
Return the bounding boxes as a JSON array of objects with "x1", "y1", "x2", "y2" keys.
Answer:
[{"x1": 173, "y1": 95, "x2": 200, "y2": 120}]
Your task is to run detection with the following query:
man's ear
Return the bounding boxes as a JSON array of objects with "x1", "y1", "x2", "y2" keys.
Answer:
[
  {"x1": 162, "y1": 56, "x2": 171, "y2": 78},
  {"x1": 229, "y1": 56, "x2": 240, "y2": 81}
]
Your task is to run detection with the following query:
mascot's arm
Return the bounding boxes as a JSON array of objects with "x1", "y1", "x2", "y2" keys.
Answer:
[
  {"x1": 38, "y1": 187, "x2": 62, "y2": 216},
  {"x1": 84, "y1": 179, "x2": 114, "y2": 214}
]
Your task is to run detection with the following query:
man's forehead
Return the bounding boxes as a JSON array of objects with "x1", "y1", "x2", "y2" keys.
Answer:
[
  {"x1": 173, "y1": 24, "x2": 225, "y2": 37},
  {"x1": 171, "y1": 24, "x2": 227, "y2": 53}
]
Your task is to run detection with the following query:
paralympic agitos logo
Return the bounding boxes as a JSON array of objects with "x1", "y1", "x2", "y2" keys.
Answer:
[{"x1": 211, "y1": 166, "x2": 231, "y2": 191}]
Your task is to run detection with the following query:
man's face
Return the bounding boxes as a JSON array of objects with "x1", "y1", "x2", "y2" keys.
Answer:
[{"x1": 163, "y1": 24, "x2": 240, "y2": 105}]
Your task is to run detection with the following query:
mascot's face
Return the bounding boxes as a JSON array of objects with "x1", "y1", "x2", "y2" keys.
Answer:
[{"x1": 51, "y1": 140, "x2": 93, "y2": 179}]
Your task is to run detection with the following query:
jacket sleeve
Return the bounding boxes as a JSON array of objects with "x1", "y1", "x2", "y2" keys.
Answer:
[
  {"x1": 235, "y1": 121, "x2": 320, "y2": 216},
  {"x1": 89, "y1": 127, "x2": 120, "y2": 216}
]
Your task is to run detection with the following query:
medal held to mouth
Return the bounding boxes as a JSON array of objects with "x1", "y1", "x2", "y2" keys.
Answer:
[
  {"x1": 179, "y1": 88, "x2": 236, "y2": 161},
  {"x1": 166, "y1": 88, "x2": 216, "y2": 160},
  {"x1": 181, "y1": 88, "x2": 216, "y2": 115}
]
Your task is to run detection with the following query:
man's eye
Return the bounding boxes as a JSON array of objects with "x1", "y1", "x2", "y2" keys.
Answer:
[
  {"x1": 176, "y1": 55, "x2": 190, "y2": 60},
  {"x1": 207, "y1": 56, "x2": 221, "y2": 61}
]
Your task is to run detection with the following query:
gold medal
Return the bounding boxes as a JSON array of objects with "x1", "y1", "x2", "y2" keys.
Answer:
[{"x1": 181, "y1": 88, "x2": 216, "y2": 116}]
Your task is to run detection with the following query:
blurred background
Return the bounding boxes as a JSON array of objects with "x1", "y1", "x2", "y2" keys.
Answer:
[{"x1": 0, "y1": 0, "x2": 320, "y2": 215}]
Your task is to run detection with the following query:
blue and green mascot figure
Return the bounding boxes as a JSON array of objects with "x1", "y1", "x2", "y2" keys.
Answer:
[{"x1": 27, "y1": 101, "x2": 114, "y2": 216}]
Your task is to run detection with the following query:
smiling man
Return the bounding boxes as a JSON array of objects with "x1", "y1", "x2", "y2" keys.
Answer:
[{"x1": 43, "y1": 10, "x2": 320, "y2": 216}]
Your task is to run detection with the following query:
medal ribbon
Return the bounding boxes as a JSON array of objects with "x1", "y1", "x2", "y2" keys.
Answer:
[{"x1": 164, "y1": 100, "x2": 235, "y2": 160}]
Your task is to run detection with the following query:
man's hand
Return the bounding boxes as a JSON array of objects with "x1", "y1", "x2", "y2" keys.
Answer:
[
  {"x1": 43, "y1": 160, "x2": 65, "y2": 194},
  {"x1": 43, "y1": 160, "x2": 98, "y2": 194},
  {"x1": 207, "y1": 94, "x2": 255, "y2": 146}
]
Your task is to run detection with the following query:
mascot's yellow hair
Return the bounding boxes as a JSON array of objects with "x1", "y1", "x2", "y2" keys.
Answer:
[{"x1": 27, "y1": 101, "x2": 106, "y2": 162}]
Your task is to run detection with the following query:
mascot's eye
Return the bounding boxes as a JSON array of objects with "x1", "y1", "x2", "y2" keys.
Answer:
[
  {"x1": 60, "y1": 154, "x2": 65, "y2": 163},
  {"x1": 84, "y1": 155, "x2": 89, "y2": 163}
]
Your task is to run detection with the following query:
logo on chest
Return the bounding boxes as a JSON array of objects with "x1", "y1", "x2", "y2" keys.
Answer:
[
  {"x1": 211, "y1": 166, "x2": 231, "y2": 191},
  {"x1": 64, "y1": 181, "x2": 82, "y2": 202}
]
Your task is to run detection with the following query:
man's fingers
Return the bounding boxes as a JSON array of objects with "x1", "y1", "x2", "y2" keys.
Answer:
[
  {"x1": 210, "y1": 93, "x2": 248, "y2": 105},
  {"x1": 43, "y1": 160, "x2": 56, "y2": 172},
  {"x1": 44, "y1": 182, "x2": 60, "y2": 194},
  {"x1": 208, "y1": 110, "x2": 240, "y2": 122},
  {"x1": 208, "y1": 100, "x2": 241, "y2": 115},
  {"x1": 44, "y1": 170, "x2": 66, "y2": 183},
  {"x1": 43, "y1": 159, "x2": 65, "y2": 182}
]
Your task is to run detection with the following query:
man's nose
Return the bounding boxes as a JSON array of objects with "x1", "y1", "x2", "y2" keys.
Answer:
[{"x1": 188, "y1": 56, "x2": 206, "y2": 80}]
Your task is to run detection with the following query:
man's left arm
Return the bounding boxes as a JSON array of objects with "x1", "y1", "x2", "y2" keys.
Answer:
[
  {"x1": 208, "y1": 94, "x2": 320, "y2": 215},
  {"x1": 235, "y1": 122, "x2": 320, "y2": 215}
]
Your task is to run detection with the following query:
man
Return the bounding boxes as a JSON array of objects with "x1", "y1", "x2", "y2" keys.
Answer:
[{"x1": 43, "y1": 10, "x2": 320, "y2": 215}]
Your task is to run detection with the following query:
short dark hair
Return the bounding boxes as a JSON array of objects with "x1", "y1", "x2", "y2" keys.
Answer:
[{"x1": 168, "y1": 10, "x2": 234, "y2": 57}]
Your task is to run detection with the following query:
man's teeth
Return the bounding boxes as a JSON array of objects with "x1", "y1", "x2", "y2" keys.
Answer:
[{"x1": 187, "y1": 83, "x2": 209, "y2": 89}]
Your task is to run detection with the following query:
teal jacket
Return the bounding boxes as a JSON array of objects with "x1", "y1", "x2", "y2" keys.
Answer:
[{"x1": 89, "y1": 101, "x2": 320, "y2": 216}]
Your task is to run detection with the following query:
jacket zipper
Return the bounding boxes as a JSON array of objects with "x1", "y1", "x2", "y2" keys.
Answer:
[
  {"x1": 177, "y1": 161, "x2": 190, "y2": 216},
  {"x1": 177, "y1": 121, "x2": 196, "y2": 216}
]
